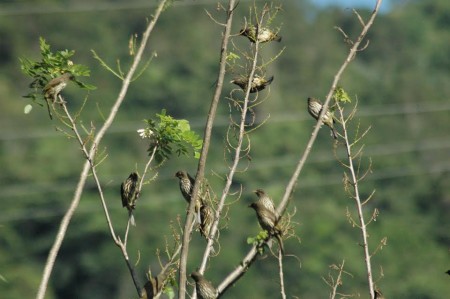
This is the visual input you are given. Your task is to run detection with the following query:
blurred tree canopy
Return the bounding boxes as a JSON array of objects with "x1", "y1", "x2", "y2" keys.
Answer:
[{"x1": 0, "y1": 0, "x2": 449, "y2": 298}]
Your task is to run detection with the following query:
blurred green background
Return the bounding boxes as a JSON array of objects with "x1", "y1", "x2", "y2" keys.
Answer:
[{"x1": 0, "y1": 0, "x2": 449, "y2": 298}]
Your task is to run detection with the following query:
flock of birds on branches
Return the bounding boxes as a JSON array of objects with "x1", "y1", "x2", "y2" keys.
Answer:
[{"x1": 42, "y1": 23, "x2": 340, "y2": 299}]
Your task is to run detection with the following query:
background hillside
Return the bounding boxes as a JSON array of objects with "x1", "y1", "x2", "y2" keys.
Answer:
[{"x1": 0, "y1": 0, "x2": 449, "y2": 298}]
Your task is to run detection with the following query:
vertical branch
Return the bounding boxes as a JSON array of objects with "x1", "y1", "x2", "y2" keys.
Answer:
[
  {"x1": 35, "y1": 1, "x2": 168, "y2": 299},
  {"x1": 198, "y1": 10, "x2": 265, "y2": 274},
  {"x1": 336, "y1": 101, "x2": 375, "y2": 298},
  {"x1": 330, "y1": 261, "x2": 345, "y2": 299},
  {"x1": 278, "y1": 250, "x2": 287, "y2": 299},
  {"x1": 178, "y1": 1, "x2": 237, "y2": 298}
]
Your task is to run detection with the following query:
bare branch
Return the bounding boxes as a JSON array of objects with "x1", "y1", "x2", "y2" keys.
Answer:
[
  {"x1": 35, "y1": 1, "x2": 169, "y2": 298},
  {"x1": 178, "y1": 1, "x2": 237, "y2": 298},
  {"x1": 330, "y1": 261, "x2": 345, "y2": 299},
  {"x1": 200, "y1": 1, "x2": 266, "y2": 284},
  {"x1": 278, "y1": 250, "x2": 287, "y2": 299}
]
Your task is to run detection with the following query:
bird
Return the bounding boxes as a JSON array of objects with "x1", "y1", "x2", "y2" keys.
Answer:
[
  {"x1": 239, "y1": 25, "x2": 282, "y2": 43},
  {"x1": 175, "y1": 170, "x2": 196, "y2": 203},
  {"x1": 199, "y1": 203, "x2": 214, "y2": 239},
  {"x1": 190, "y1": 271, "x2": 218, "y2": 299},
  {"x1": 175, "y1": 170, "x2": 203, "y2": 222},
  {"x1": 231, "y1": 75, "x2": 274, "y2": 93},
  {"x1": 307, "y1": 97, "x2": 338, "y2": 139},
  {"x1": 121, "y1": 172, "x2": 140, "y2": 226},
  {"x1": 43, "y1": 72, "x2": 75, "y2": 103},
  {"x1": 374, "y1": 287, "x2": 385, "y2": 299},
  {"x1": 140, "y1": 272, "x2": 168, "y2": 299},
  {"x1": 254, "y1": 189, "x2": 278, "y2": 218},
  {"x1": 249, "y1": 201, "x2": 284, "y2": 254}
]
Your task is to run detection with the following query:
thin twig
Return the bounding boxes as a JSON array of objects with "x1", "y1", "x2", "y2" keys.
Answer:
[
  {"x1": 60, "y1": 101, "x2": 142, "y2": 296},
  {"x1": 336, "y1": 98, "x2": 375, "y2": 298},
  {"x1": 330, "y1": 261, "x2": 345, "y2": 299},
  {"x1": 35, "y1": 1, "x2": 168, "y2": 298},
  {"x1": 278, "y1": 249, "x2": 287, "y2": 299},
  {"x1": 178, "y1": 1, "x2": 237, "y2": 298},
  {"x1": 199, "y1": 6, "x2": 265, "y2": 275}
]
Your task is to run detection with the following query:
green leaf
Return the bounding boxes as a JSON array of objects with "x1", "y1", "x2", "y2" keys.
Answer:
[
  {"x1": 20, "y1": 37, "x2": 96, "y2": 110},
  {"x1": 142, "y1": 110, "x2": 203, "y2": 160},
  {"x1": 164, "y1": 286, "x2": 175, "y2": 299},
  {"x1": 333, "y1": 86, "x2": 351, "y2": 103}
]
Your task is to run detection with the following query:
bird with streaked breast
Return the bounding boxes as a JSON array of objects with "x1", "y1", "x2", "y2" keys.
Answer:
[
  {"x1": 249, "y1": 201, "x2": 284, "y2": 254},
  {"x1": 43, "y1": 72, "x2": 75, "y2": 102},
  {"x1": 231, "y1": 75, "x2": 274, "y2": 93},
  {"x1": 190, "y1": 271, "x2": 218, "y2": 299},
  {"x1": 307, "y1": 97, "x2": 338, "y2": 139},
  {"x1": 239, "y1": 25, "x2": 282, "y2": 43}
]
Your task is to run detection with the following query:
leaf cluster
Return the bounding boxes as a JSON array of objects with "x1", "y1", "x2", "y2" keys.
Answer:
[
  {"x1": 19, "y1": 37, "x2": 95, "y2": 105},
  {"x1": 246, "y1": 230, "x2": 269, "y2": 255},
  {"x1": 142, "y1": 109, "x2": 203, "y2": 162}
]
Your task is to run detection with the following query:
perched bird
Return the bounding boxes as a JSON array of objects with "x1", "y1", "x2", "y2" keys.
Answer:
[
  {"x1": 140, "y1": 272, "x2": 168, "y2": 299},
  {"x1": 121, "y1": 172, "x2": 140, "y2": 226},
  {"x1": 249, "y1": 201, "x2": 284, "y2": 254},
  {"x1": 175, "y1": 170, "x2": 203, "y2": 222},
  {"x1": 254, "y1": 189, "x2": 278, "y2": 218},
  {"x1": 190, "y1": 271, "x2": 218, "y2": 299},
  {"x1": 199, "y1": 203, "x2": 214, "y2": 239},
  {"x1": 175, "y1": 170, "x2": 196, "y2": 203},
  {"x1": 231, "y1": 75, "x2": 274, "y2": 93},
  {"x1": 239, "y1": 25, "x2": 282, "y2": 43},
  {"x1": 374, "y1": 287, "x2": 385, "y2": 299},
  {"x1": 307, "y1": 97, "x2": 338, "y2": 139},
  {"x1": 43, "y1": 72, "x2": 75, "y2": 103}
]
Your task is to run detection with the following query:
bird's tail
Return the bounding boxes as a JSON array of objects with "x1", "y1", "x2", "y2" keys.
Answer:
[
  {"x1": 330, "y1": 127, "x2": 338, "y2": 139},
  {"x1": 275, "y1": 234, "x2": 284, "y2": 255}
]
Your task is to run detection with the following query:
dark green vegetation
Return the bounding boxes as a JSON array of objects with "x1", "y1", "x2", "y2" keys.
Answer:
[{"x1": 1, "y1": 0, "x2": 449, "y2": 298}]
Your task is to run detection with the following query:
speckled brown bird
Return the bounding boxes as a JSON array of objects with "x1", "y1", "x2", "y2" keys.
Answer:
[
  {"x1": 190, "y1": 271, "x2": 218, "y2": 299},
  {"x1": 43, "y1": 72, "x2": 75, "y2": 103},
  {"x1": 175, "y1": 170, "x2": 203, "y2": 222},
  {"x1": 307, "y1": 97, "x2": 338, "y2": 139},
  {"x1": 121, "y1": 172, "x2": 140, "y2": 226},
  {"x1": 239, "y1": 25, "x2": 282, "y2": 43},
  {"x1": 140, "y1": 272, "x2": 168, "y2": 299},
  {"x1": 254, "y1": 189, "x2": 278, "y2": 218},
  {"x1": 249, "y1": 201, "x2": 284, "y2": 254},
  {"x1": 231, "y1": 75, "x2": 274, "y2": 93},
  {"x1": 199, "y1": 203, "x2": 214, "y2": 239}
]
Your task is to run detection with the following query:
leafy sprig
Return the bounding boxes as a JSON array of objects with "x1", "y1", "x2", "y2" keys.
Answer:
[
  {"x1": 20, "y1": 37, "x2": 96, "y2": 107},
  {"x1": 139, "y1": 110, "x2": 203, "y2": 163}
]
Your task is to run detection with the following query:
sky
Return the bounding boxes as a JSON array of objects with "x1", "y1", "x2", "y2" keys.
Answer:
[{"x1": 312, "y1": 0, "x2": 392, "y2": 12}]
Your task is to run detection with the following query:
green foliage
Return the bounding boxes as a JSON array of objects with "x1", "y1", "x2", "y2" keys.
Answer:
[
  {"x1": 140, "y1": 109, "x2": 203, "y2": 162},
  {"x1": 247, "y1": 230, "x2": 269, "y2": 254},
  {"x1": 19, "y1": 37, "x2": 95, "y2": 106},
  {"x1": 333, "y1": 86, "x2": 351, "y2": 103}
]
